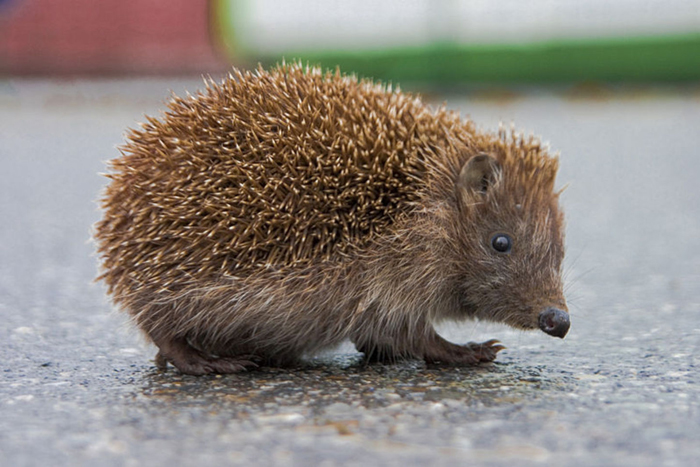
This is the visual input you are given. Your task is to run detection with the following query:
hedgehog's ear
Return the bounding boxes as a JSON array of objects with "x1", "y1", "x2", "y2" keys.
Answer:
[{"x1": 455, "y1": 153, "x2": 501, "y2": 201}]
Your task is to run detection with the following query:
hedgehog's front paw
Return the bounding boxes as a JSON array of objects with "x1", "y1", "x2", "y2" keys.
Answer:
[
  {"x1": 463, "y1": 339, "x2": 506, "y2": 363},
  {"x1": 423, "y1": 335, "x2": 505, "y2": 365}
]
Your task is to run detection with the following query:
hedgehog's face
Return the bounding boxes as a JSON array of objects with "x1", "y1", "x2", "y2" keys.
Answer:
[{"x1": 452, "y1": 153, "x2": 569, "y2": 338}]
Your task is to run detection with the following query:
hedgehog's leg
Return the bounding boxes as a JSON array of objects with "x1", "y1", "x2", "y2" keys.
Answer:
[
  {"x1": 357, "y1": 332, "x2": 504, "y2": 365},
  {"x1": 352, "y1": 326, "x2": 416, "y2": 363},
  {"x1": 152, "y1": 336, "x2": 258, "y2": 375},
  {"x1": 422, "y1": 330, "x2": 505, "y2": 365}
]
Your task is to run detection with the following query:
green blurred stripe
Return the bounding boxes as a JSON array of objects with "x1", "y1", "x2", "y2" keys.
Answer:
[
  {"x1": 257, "y1": 34, "x2": 700, "y2": 84},
  {"x1": 210, "y1": 0, "x2": 700, "y2": 84}
]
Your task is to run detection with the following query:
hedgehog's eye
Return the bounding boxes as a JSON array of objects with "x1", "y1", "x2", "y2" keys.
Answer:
[{"x1": 491, "y1": 234, "x2": 512, "y2": 253}]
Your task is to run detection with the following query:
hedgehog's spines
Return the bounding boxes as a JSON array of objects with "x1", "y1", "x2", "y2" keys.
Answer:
[{"x1": 96, "y1": 63, "x2": 452, "y2": 297}]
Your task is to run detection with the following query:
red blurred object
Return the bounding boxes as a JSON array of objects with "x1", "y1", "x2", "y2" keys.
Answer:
[{"x1": 0, "y1": 0, "x2": 228, "y2": 75}]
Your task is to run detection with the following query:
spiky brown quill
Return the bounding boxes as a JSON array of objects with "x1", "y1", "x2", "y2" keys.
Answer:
[{"x1": 94, "y1": 63, "x2": 569, "y2": 375}]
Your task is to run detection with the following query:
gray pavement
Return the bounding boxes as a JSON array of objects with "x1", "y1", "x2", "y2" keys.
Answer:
[{"x1": 1, "y1": 78, "x2": 699, "y2": 466}]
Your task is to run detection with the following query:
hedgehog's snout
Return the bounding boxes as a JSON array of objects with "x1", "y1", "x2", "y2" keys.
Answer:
[{"x1": 538, "y1": 307, "x2": 570, "y2": 338}]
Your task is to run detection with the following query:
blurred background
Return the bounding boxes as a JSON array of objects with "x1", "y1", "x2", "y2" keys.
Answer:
[{"x1": 1, "y1": 0, "x2": 699, "y2": 83}]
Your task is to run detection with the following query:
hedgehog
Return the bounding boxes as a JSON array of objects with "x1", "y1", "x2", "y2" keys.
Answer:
[{"x1": 94, "y1": 62, "x2": 569, "y2": 375}]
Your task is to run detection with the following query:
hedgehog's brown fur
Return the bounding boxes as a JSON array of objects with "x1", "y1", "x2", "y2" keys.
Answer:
[{"x1": 95, "y1": 63, "x2": 568, "y2": 375}]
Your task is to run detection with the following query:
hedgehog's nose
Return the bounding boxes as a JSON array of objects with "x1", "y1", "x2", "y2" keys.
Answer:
[{"x1": 538, "y1": 307, "x2": 570, "y2": 338}]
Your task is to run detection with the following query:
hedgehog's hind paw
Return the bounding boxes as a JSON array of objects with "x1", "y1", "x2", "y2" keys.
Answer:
[
  {"x1": 157, "y1": 351, "x2": 258, "y2": 376},
  {"x1": 200, "y1": 356, "x2": 259, "y2": 375},
  {"x1": 154, "y1": 338, "x2": 258, "y2": 375}
]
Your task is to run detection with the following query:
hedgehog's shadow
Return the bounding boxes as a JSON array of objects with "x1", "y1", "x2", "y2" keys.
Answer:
[{"x1": 139, "y1": 352, "x2": 574, "y2": 412}]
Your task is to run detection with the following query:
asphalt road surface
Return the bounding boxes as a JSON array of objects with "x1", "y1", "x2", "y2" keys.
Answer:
[{"x1": 1, "y1": 78, "x2": 699, "y2": 466}]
